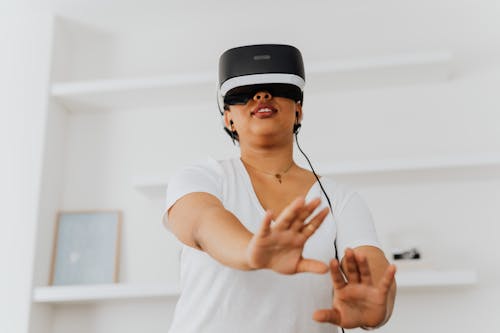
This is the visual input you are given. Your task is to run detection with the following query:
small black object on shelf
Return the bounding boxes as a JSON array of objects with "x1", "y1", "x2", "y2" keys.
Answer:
[{"x1": 393, "y1": 247, "x2": 421, "y2": 260}]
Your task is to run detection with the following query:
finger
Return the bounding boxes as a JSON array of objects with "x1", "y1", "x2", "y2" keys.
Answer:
[
  {"x1": 355, "y1": 252, "x2": 373, "y2": 285},
  {"x1": 256, "y1": 210, "x2": 274, "y2": 237},
  {"x1": 274, "y1": 197, "x2": 305, "y2": 230},
  {"x1": 329, "y1": 259, "x2": 347, "y2": 289},
  {"x1": 290, "y1": 197, "x2": 322, "y2": 231},
  {"x1": 296, "y1": 258, "x2": 329, "y2": 274},
  {"x1": 300, "y1": 207, "x2": 329, "y2": 237},
  {"x1": 312, "y1": 308, "x2": 341, "y2": 325},
  {"x1": 378, "y1": 264, "x2": 397, "y2": 295},
  {"x1": 344, "y1": 248, "x2": 361, "y2": 284}
]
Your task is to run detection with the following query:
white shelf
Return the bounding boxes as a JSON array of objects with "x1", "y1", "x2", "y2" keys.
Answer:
[
  {"x1": 51, "y1": 72, "x2": 214, "y2": 96},
  {"x1": 51, "y1": 73, "x2": 216, "y2": 112},
  {"x1": 51, "y1": 51, "x2": 452, "y2": 112},
  {"x1": 134, "y1": 153, "x2": 500, "y2": 193},
  {"x1": 32, "y1": 269, "x2": 476, "y2": 304},
  {"x1": 396, "y1": 269, "x2": 477, "y2": 288},
  {"x1": 317, "y1": 152, "x2": 500, "y2": 175},
  {"x1": 306, "y1": 50, "x2": 452, "y2": 92},
  {"x1": 133, "y1": 178, "x2": 169, "y2": 196},
  {"x1": 33, "y1": 283, "x2": 180, "y2": 304}
]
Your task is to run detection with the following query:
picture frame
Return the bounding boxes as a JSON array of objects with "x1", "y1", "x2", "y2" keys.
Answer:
[{"x1": 49, "y1": 210, "x2": 122, "y2": 285}]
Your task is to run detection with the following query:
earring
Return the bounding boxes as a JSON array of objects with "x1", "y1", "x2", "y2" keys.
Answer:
[
  {"x1": 293, "y1": 112, "x2": 301, "y2": 134},
  {"x1": 293, "y1": 123, "x2": 301, "y2": 134}
]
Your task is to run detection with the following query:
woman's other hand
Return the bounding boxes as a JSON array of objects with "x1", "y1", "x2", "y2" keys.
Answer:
[
  {"x1": 246, "y1": 197, "x2": 330, "y2": 274},
  {"x1": 313, "y1": 248, "x2": 397, "y2": 329}
]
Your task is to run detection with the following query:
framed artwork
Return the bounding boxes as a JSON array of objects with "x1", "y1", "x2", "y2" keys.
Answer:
[{"x1": 49, "y1": 211, "x2": 122, "y2": 285}]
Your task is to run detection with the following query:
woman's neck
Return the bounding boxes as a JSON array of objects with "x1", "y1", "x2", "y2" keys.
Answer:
[{"x1": 239, "y1": 142, "x2": 295, "y2": 174}]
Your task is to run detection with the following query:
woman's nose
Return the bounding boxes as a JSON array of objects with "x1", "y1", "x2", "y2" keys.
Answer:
[{"x1": 253, "y1": 90, "x2": 272, "y2": 102}]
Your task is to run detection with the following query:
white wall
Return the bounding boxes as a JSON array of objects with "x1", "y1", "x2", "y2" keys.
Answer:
[{"x1": 0, "y1": 9, "x2": 53, "y2": 333}]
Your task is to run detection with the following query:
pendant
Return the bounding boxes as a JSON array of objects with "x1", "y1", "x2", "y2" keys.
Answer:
[{"x1": 275, "y1": 174, "x2": 282, "y2": 183}]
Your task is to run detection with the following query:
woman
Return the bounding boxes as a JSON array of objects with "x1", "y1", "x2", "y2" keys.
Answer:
[{"x1": 163, "y1": 44, "x2": 396, "y2": 333}]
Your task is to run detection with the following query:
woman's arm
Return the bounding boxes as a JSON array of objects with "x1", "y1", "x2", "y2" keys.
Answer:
[
  {"x1": 166, "y1": 192, "x2": 330, "y2": 274},
  {"x1": 167, "y1": 192, "x2": 255, "y2": 270}
]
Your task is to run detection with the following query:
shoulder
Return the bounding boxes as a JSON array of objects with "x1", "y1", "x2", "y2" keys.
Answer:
[
  {"x1": 316, "y1": 176, "x2": 360, "y2": 214},
  {"x1": 165, "y1": 157, "x2": 234, "y2": 211}
]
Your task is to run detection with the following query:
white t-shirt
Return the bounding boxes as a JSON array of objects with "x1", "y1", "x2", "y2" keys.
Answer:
[{"x1": 163, "y1": 157, "x2": 381, "y2": 333}]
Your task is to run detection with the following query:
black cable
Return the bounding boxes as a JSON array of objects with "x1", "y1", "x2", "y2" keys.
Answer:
[
  {"x1": 295, "y1": 132, "x2": 345, "y2": 333},
  {"x1": 294, "y1": 132, "x2": 339, "y2": 262}
]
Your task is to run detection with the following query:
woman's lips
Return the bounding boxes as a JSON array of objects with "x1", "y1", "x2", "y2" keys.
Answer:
[{"x1": 251, "y1": 105, "x2": 277, "y2": 118}]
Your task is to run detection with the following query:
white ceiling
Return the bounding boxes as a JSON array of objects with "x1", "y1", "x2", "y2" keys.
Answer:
[{"x1": 23, "y1": 0, "x2": 500, "y2": 74}]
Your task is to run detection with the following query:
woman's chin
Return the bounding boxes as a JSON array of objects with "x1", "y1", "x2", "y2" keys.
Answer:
[{"x1": 242, "y1": 130, "x2": 292, "y2": 146}]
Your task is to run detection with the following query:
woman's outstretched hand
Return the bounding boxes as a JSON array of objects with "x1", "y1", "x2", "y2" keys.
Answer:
[
  {"x1": 313, "y1": 248, "x2": 396, "y2": 329},
  {"x1": 246, "y1": 197, "x2": 330, "y2": 275}
]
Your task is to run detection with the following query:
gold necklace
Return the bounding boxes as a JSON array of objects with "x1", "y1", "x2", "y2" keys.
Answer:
[{"x1": 241, "y1": 159, "x2": 294, "y2": 184}]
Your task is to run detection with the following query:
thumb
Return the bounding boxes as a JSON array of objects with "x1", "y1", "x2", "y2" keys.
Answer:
[
  {"x1": 296, "y1": 258, "x2": 329, "y2": 274},
  {"x1": 313, "y1": 308, "x2": 341, "y2": 325}
]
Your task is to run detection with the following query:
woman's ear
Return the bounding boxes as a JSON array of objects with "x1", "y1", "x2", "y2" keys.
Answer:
[{"x1": 223, "y1": 110, "x2": 232, "y2": 129}]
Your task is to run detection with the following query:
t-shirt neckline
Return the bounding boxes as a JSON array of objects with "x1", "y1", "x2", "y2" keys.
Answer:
[{"x1": 234, "y1": 157, "x2": 320, "y2": 216}]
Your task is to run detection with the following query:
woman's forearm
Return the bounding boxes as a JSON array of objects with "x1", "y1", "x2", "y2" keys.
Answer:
[
  {"x1": 193, "y1": 205, "x2": 255, "y2": 270},
  {"x1": 167, "y1": 193, "x2": 255, "y2": 270}
]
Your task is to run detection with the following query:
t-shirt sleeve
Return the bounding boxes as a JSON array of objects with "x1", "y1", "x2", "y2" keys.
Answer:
[
  {"x1": 162, "y1": 159, "x2": 223, "y2": 226},
  {"x1": 335, "y1": 191, "x2": 381, "y2": 261}
]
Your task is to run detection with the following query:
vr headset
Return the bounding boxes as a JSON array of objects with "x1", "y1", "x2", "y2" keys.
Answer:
[{"x1": 217, "y1": 44, "x2": 306, "y2": 114}]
